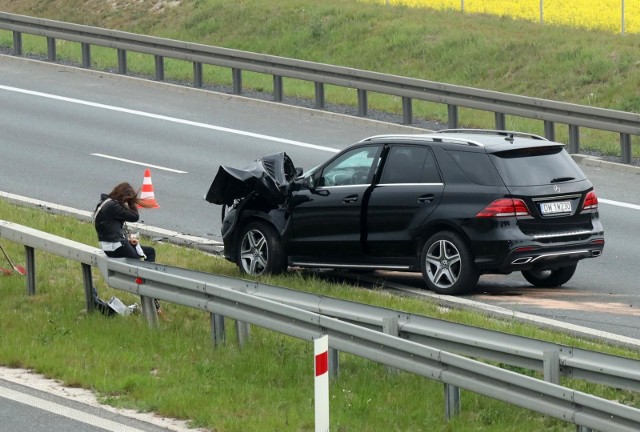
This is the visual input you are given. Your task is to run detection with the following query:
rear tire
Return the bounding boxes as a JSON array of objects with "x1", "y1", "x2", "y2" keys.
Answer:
[
  {"x1": 421, "y1": 231, "x2": 478, "y2": 295},
  {"x1": 521, "y1": 264, "x2": 577, "y2": 287},
  {"x1": 237, "y1": 221, "x2": 286, "y2": 276}
]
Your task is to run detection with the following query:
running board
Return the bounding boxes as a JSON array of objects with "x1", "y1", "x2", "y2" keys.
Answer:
[{"x1": 290, "y1": 261, "x2": 412, "y2": 271}]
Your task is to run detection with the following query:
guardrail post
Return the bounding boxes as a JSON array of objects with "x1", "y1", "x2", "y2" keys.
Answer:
[
  {"x1": 402, "y1": 97, "x2": 412, "y2": 125},
  {"x1": 495, "y1": 112, "x2": 506, "y2": 130},
  {"x1": 620, "y1": 133, "x2": 632, "y2": 164},
  {"x1": 232, "y1": 68, "x2": 242, "y2": 94},
  {"x1": 233, "y1": 286, "x2": 250, "y2": 347},
  {"x1": 543, "y1": 350, "x2": 560, "y2": 384},
  {"x1": 314, "y1": 82, "x2": 325, "y2": 109},
  {"x1": 117, "y1": 49, "x2": 127, "y2": 74},
  {"x1": 81, "y1": 43, "x2": 91, "y2": 68},
  {"x1": 141, "y1": 296, "x2": 159, "y2": 328},
  {"x1": 383, "y1": 317, "x2": 399, "y2": 374},
  {"x1": 12, "y1": 31, "x2": 22, "y2": 56},
  {"x1": 25, "y1": 245, "x2": 35, "y2": 296},
  {"x1": 81, "y1": 263, "x2": 94, "y2": 312},
  {"x1": 576, "y1": 426, "x2": 593, "y2": 432},
  {"x1": 444, "y1": 383, "x2": 461, "y2": 420},
  {"x1": 193, "y1": 62, "x2": 203, "y2": 88},
  {"x1": 568, "y1": 125, "x2": 580, "y2": 154},
  {"x1": 154, "y1": 55, "x2": 165, "y2": 81},
  {"x1": 447, "y1": 104, "x2": 459, "y2": 129},
  {"x1": 273, "y1": 75, "x2": 283, "y2": 102},
  {"x1": 46, "y1": 37, "x2": 56, "y2": 62},
  {"x1": 210, "y1": 313, "x2": 226, "y2": 346},
  {"x1": 236, "y1": 319, "x2": 250, "y2": 347},
  {"x1": 357, "y1": 89, "x2": 368, "y2": 117},
  {"x1": 329, "y1": 347, "x2": 339, "y2": 377},
  {"x1": 544, "y1": 120, "x2": 556, "y2": 141}
]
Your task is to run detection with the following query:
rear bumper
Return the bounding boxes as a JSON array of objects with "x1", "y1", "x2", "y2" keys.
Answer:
[
  {"x1": 468, "y1": 220, "x2": 604, "y2": 273},
  {"x1": 501, "y1": 239, "x2": 603, "y2": 272}
]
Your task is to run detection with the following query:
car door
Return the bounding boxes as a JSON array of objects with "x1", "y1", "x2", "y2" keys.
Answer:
[
  {"x1": 365, "y1": 144, "x2": 444, "y2": 257},
  {"x1": 288, "y1": 145, "x2": 381, "y2": 260}
]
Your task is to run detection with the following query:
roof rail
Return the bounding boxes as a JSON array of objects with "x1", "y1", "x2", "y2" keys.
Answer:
[
  {"x1": 436, "y1": 128, "x2": 548, "y2": 141},
  {"x1": 359, "y1": 134, "x2": 486, "y2": 147}
]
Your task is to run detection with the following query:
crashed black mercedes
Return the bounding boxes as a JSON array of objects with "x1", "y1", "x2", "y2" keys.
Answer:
[{"x1": 205, "y1": 129, "x2": 604, "y2": 295}]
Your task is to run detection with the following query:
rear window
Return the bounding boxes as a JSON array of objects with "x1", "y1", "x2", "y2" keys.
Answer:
[
  {"x1": 489, "y1": 146, "x2": 586, "y2": 186},
  {"x1": 447, "y1": 150, "x2": 503, "y2": 186}
]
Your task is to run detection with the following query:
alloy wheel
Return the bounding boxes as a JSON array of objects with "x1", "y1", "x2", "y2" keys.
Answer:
[
  {"x1": 425, "y1": 239, "x2": 461, "y2": 289},
  {"x1": 240, "y1": 228, "x2": 269, "y2": 275}
]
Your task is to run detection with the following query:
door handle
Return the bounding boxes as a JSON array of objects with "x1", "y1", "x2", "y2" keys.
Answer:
[
  {"x1": 343, "y1": 195, "x2": 359, "y2": 203},
  {"x1": 418, "y1": 194, "x2": 435, "y2": 203}
]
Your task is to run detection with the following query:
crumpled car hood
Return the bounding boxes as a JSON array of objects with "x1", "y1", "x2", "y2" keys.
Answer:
[{"x1": 205, "y1": 152, "x2": 297, "y2": 206}]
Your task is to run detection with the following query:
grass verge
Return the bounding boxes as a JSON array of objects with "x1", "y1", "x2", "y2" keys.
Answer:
[{"x1": 1, "y1": 199, "x2": 639, "y2": 431}]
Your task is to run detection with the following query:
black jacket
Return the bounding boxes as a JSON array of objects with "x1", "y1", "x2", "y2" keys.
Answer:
[{"x1": 94, "y1": 194, "x2": 140, "y2": 243}]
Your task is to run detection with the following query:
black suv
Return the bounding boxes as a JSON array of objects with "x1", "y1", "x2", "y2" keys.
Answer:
[{"x1": 206, "y1": 129, "x2": 604, "y2": 295}]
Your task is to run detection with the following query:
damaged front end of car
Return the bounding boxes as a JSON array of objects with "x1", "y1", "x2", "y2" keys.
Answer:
[{"x1": 205, "y1": 152, "x2": 300, "y2": 262}]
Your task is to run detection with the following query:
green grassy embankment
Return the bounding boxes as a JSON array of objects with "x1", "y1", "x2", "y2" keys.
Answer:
[{"x1": 1, "y1": 195, "x2": 640, "y2": 431}]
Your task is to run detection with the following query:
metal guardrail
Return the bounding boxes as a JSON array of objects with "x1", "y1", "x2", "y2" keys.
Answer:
[
  {"x1": 2, "y1": 219, "x2": 640, "y2": 430},
  {"x1": 0, "y1": 12, "x2": 639, "y2": 163},
  {"x1": 243, "y1": 280, "x2": 640, "y2": 394}
]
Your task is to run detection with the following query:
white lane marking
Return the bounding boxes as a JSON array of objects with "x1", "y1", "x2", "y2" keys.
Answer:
[
  {"x1": 599, "y1": 198, "x2": 640, "y2": 210},
  {"x1": 0, "y1": 367, "x2": 209, "y2": 432},
  {"x1": 92, "y1": 153, "x2": 188, "y2": 173},
  {"x1": 4, "y1": 85, "x2": 640, "y2": 210},
  {"x1": 0, "y1": 84, "x2": 340, "y2": 154},
  {"x1": 0, "y1": 385, "x2": 146, "y2": 432}
]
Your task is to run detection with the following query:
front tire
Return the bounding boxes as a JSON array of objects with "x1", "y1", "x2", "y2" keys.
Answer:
[
  {"x1": 237, "y1": 221, "x2": 286, "y2": 276},
  {"x1": 421, "y1": 231, "x2": 478, "y2": 295},
  {"x1": 521, "y1": 264, "x2": 577, "y2": 287}
]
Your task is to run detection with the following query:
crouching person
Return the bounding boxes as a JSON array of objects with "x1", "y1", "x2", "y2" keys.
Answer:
[{"x1": 93, "y1": 182, "x2": 162, "y2": 314}]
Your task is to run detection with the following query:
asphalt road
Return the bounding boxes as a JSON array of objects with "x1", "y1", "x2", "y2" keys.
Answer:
[
  {"x1": 1, "y1": 54, "x2": 639, "y2": 343},
  {"x1": 0, "y1": 55, "x2": 393, "y2": 240},
  {"x1": 0, "y1": 368, "x2": 204, "y2": 432}
]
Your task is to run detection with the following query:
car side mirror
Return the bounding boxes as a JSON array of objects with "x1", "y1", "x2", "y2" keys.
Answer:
[
  {"x1": 303, "y1": 174, "x2": 315, "y2": 191},
  {"x1": 295, "y1": 167, "x2": 303, "y2": 178},
  {"x1": 299, "y1": 172, "x2": 330, "y2": 196}
]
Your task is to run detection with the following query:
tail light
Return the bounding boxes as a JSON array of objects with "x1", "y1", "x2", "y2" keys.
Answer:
[
  {"x1": 476, "y1": 198, "x2": 530, "y2": 218},
  {"x1": 582, "y1": 190, "x2": 598, "y2": 210}
]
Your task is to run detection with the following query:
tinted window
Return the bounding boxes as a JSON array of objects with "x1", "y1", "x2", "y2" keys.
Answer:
[
  {"x1": 447, "y1": 150, "x2": 503, "y2": 186},
  {"x1": 319, "y1": 146, "x2": 379, "y2": 186},
  {"x1": 380, "y1": 146, "x2": 441, "y2": 184},
  {"x1": 490, "y1": 146, "x2": 586, "y2": 186}
]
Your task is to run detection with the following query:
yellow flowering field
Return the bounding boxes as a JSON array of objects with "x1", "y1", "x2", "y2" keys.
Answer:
[{"x1": 363, "y1": 0, "x2": 640, "y2": 34}]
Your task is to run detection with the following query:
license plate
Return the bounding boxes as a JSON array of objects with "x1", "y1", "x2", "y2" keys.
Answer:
[{"x1": 540, "y1": 201, "x2": 572, "y2": 215}]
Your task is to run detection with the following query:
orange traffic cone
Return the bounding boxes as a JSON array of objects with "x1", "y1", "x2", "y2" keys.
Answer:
[{"x1": 138, "y1": 168, "x2": 159, "y2": 208}]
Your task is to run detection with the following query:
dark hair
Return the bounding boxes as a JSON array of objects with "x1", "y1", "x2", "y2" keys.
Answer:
[{"x1": 108, "y1": 182, "x2": 152, "y2": 210}]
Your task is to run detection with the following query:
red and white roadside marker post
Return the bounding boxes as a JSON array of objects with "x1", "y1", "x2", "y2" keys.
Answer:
[{"x1": 314, "y1": 334, "x2": 330, "y2": 432}]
